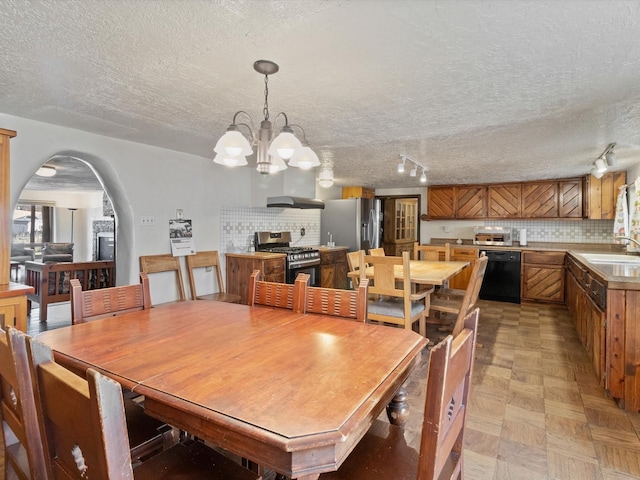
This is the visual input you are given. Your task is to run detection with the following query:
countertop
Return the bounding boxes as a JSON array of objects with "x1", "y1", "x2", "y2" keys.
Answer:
[{"x1": 224, "y1": 252, "x2": 286, "y2": 259}]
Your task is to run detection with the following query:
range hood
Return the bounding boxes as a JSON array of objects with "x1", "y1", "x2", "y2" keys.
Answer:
[{"x1": 266, "y1": 196, "x2": 325, "y2": 209}]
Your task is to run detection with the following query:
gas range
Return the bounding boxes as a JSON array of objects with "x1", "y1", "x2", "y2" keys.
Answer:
[{"x1": 254, "y1": 232, "x2": 321, "y2": 270}]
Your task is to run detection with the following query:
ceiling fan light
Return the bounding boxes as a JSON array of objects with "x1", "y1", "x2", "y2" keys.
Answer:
[
  {"x1": 595, "y1": 158, "x2": 608, "y2": 173},
  {"x1": 605, "y1": 151, "x2": 617, "y2": 167},
  {"x1": 214, "y1": 130, "x2": 253, "y2": 157},
  {"x1": 591, "y1": 166, "x2": 604, "y2": 179},
  {"x1": 36, "y1": 165, "x2": 57, "y2": 177},
  {"x1": 268, "y1": 131, "x2": 302, "y2": 160}
]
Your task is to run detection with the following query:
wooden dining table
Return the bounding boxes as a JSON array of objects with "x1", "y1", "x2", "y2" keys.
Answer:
[
  {"x1": 36, "y1": 300, "x2": 428, "y2": 479},
  {"x1": 349, "y1": 259, "x2": 470, "y2": 286}
]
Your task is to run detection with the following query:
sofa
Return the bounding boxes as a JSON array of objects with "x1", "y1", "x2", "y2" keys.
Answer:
[
  {"x1": 10, "y1": 243, "x2": 35, "y2": 264},
  {"x1": 41, "y1": 242, "x2": 74, "y2": 263}
]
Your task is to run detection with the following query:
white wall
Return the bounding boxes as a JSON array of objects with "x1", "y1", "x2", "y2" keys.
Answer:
[{"x1": 4, "y1": 113, "x2": 315, "y2": 303}]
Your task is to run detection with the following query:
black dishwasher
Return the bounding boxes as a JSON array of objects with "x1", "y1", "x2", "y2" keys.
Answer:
[{"x1": 479, "y1": 250, "x2": 521, "y2": 303}]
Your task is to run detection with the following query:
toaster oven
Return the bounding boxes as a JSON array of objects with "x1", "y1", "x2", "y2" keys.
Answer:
[{"x1": 474, "y1": 226, "x2": 513, "y2": 246}]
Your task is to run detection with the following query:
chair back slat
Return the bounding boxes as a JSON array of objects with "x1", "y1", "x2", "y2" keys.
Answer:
[
  {"x1": 71, "y1": 273, "x2": 151, "y2": 324},
  {"x1": 368, "y1": 248, "x2": 385, "y2": 256},
  {"x1": 249, "y1": 270, "x2": 308, "y2": 313},
  {"x1": 418, "y1": 308, "x2": 479, "y2": 479},
  {"x1": 305, "y1": 279, "x2": 369, "y2": 322},
  {"x1": 451, "y1": 255, "x2": 488, "y2": 337},
  {"x1": 140, "y1": 254, "x2": 186, "y2": 303},
  {"x1": 414, "y1": 243, "x2": 451, "y2": 261}
]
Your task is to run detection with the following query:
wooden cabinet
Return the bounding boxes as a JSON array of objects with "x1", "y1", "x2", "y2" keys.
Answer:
[
  {"x1": 487, "y1": 184, "x2": 521, "y2": 218},
  {"x1": 342, "y1": 187, "x2": 375, "y2": 199},
  {"x1": 584, "y1": 171, "x2": 627, "y2": 219},
  {"x1": 559, "y1": 179, "x2": 582, "y2": 218},
  {"x1": 225, "y1": 253, "x2": 286, "y2": 305},
  {"x1": 456, "y1": 186, "x2": 486, "y2": 219},
  {"x1": 448, "y1": 247, "x2": 478, "y2": 290},
  {"x1": 521, "y1": 251, "x2": 565, "y2": 303},
  {"x1": 522, "y1": 182, "x2": 558, "y2": 218},
  {"x1": 383, "y1": 198, "x2": 418, "y2": 257},
  {"x1": 427, "y1": 186, "x2": 455, "y2": 219},
  {"x1": 320, "y1": 248, "x2": 348, "y2": 290}
]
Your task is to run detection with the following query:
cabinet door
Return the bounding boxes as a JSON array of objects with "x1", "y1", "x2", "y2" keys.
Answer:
[
  {"x1": 559, "y1": 179, "x2": 582, "y2": 218},
  {"x1": 522, "y1": 264, "x2": 565, "y2": 303},
  {"x1": 321, "y1": 265, "x2": 335, "y2": 288},
  {"x1": 487, "y1": 184, "x2": 521, "y2": 218},
  {"x1": 448, "y1": 247, "x2": 478, "y2": 290},
  {"x1": 334, "y1": 260, "x2": 349, "y2": 290},
  {"x1": 522, "y1": 182, "x2": 559, "y2": 218},
  {"x1": 456, "y1": 186, "x2": 486, "y2": 219},
  {"x1": 427, "y1": 187, "x2": 455, "y2": 219},
  {"x1": 263, "y1": 259, "x2": 285, "y2": 283},
  {"x1": 585, "y1": 172, "x2": 627, "y2": 219}
]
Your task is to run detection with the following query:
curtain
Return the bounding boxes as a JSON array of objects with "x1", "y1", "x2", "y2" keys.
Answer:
[
  {"x1": 613, "y1": 185, "x2": 628, "y2": 241},
  {"x1": 630, "y1": 177, "x2": 640, "y2": 251}
]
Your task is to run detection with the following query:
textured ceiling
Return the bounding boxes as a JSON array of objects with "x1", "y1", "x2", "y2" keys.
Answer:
[{"x1": 2, "y1": 0, "x2": 640, "y2": 189}]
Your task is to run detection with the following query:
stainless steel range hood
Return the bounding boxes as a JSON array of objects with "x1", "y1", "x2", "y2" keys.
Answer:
[{"x1": 266, "y1": 196, "x2": 325, "y2": 209}]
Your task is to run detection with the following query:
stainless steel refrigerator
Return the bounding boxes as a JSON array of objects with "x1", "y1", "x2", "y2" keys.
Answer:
[{"x1": 321, "y1": 198, "x2": 381, "y2": 252}]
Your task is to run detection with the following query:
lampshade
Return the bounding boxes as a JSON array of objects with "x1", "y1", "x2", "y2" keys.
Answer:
[
  {"x1": 36, "y1": 165, "x2": 57, "y2": 177},
  {"x1": 213, "y1": 153, "x2": 248, "y2": 167},
  {"x1": 318, "y1": 169, "x2": 334, "y2": 188},
  {"x1": 214, "y1": 130, "x2": 253, "y2": 157},
  {"x1": 595, "y1": 158, "x2": 608, "y2": 173},
  {"x1": 420, "y1": 169, "x2": 427, "y2": 183},
  {"x1": 605, "y1": 151, "x2": 617, "y2": 167},
  {"x1": 289, "y1": 146, "x2": 320, "y2": 170},
  {"x1": 409, "y1": 167, "x2": 417, "y2": 177},
  {"x1": 591, "y1": 166, "x2": 604, "y2": 179},
  {"x1": 268, "y1": 131, "x2": 303, "y2": 160},
  {"x1": 397, "y1": 161, "x2": 405, "y2": 173}
]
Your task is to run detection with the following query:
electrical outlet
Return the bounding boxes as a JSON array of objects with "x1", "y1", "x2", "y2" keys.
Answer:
[
  {"x1": 300, "y1": 227, "x2": 306, "y2": 236},
  {"x1": 141, "y1": 215, "x2": 155, "y2": 227}
]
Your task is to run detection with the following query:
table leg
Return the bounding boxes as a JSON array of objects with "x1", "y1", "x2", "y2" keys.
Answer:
[{"x1": 386, "y1": 387, "x2": 409, "y2": 426}]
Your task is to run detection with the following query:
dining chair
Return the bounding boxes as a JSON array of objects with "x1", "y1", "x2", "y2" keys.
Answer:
[
  {"x1": 24, "y1": 330, "x2": 261, "y2": 480},
  {"x1": 186, "y1": 250, "x2": 241, "y2": 303},
  {"x1": 414, "y1": 242, "x2": 451, "y2": 261},
  {"x1": 69, "y1": 274, "x2": 174, "y2": 464},
  {"x1": 369, "y1": 247, "x2": 385, "y2": 256},
  {"x1": 319, "y1": 307, "x2": 480, "y2": 480},
  {"x1": 346, "y1": 250, "x2": 367, "y2": 287},
  {"x1": 427, "y1": 255, "x2": 488, "y2": 345},
  {"x1": 139, "y1": 254, "x2": 186, "y2": 304},
  {"x1": 362, "y1": 251, "x2": 434, "y2": 336},
  {"x1": 304, "y1": 279, "x2": 369, "y2": 322},
  {"x1": 434, "y1": 250, "x2": 486, "y2": 300},
  {"x1": 0, "y1": 326, "x2": 47, "y2": 480},
  {"x1": 249, "y1": 270, "x2": 309, "y2": 312}
]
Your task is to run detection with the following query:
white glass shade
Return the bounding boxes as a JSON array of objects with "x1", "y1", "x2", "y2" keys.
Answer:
[
  {"x1": 268, "y1": 155, "x2": 288, "y2": 173},
  {"x1": 289, "y1": 146, "x2": 320, "y2": 170},
  {"x1": 214, "y1": 131, "x2": 253, "y2": 157},
  {"x1": 268, "y1": 131, "x2": 302, "y2": 160},
  {"x1": 595, "y1": 158, "x2": 608, "y2": 173},
  {"x1": 36, "y1": 165, "x2": 56, "y2": 177},
  {"x1": 397, "y1": 162, "x2": 405, "y2": 173},
  {"x1": 591, "y1": 166, "x2": 604, "y2": 179},
  {"x1": 420, "y1": 170, "x2": 427, "y2": 183},
  {"x1": 213, "y1": 153, "x2": 248, "y2": 167},
  {"x1": 318, "y1": 169, "x2": 334, "y2": 188}
]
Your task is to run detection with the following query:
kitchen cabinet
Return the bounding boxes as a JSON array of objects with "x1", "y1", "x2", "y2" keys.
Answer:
[
  {"x1": 456, "y1": 186, "x2": 486, "y2": 219},
  {"x1": 320, "y1": 248, "x2": 348, "y2": 290},
  {"x1": 521, "y1": 251, "x2": 565, "y2": 304},
  {"x1": 448, "y1": 247, "x2": 479, "y2": 290},
  {"x1": 383, "y1": 198, "x2": 418, "y2": 257},
  {"x1": 558, "y1": 179, "x2": 583, "y2": 218},
  {"x1": 342, "y1": 187, "x2": 375, "y2": 199},
  {"x1": 487, "y1": 184, "x2": 521, "y2": 218},
  {"x1": 225, "y1": 253, "x2": 286, "y2": 305},
  {"x1": 584, "y1": 171, "x2": 627, "y2": 219},
  {"x1": 427, "y1": 186, "x2": 456, "y2": 219},
  {"x1": 521, "y1": 181, "x2": 558, "y2": 218}
]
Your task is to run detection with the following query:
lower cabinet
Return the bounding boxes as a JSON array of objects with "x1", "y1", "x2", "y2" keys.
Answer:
[
  {"x1": 448, "y1": 247, "x2": 479, "y2": 290},
  {"x1": 521, "y1": 251, "x2": 565, "y2": 304},
  {"x1": 225, "y1": 253, "x2": 286, "y2": 305},
  {"x1": 320, "y1": 248, "x2": 348, "y2": 290}
]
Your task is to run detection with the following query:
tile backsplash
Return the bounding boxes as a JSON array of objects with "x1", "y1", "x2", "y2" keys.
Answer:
[
  {"x1": 220, "y1": 206, "x2": 322, "y2": 253},
  {"x1": 485, "y1": 219, "x2": 615, "y2": 243}
]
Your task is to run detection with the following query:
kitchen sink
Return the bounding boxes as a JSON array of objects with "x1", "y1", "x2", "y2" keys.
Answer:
[{"x1": 579, "y1": 253, "x2": 640, "y2": 265}]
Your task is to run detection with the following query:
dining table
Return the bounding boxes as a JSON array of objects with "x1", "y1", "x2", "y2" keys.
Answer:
[
  {"x1": 349, "y1": 259, "x2": 470, "y2": 286},
  {"x1": 36, "y1": 300, "x2": 428, "y2": 479}
]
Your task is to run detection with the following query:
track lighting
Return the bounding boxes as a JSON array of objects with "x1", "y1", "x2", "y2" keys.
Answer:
[
  {"x1": 595, "y1": 158, "x2": 607, "y2": 173},
  {"x1": 591, "y1": 143, "x2": 616, "y2": 178},
  {"x1": 397, "y1": 155, "x2": 428, "y2": 183},
  {"x1": 590, "y1": 167, "x2": 604, "y2": 179}
]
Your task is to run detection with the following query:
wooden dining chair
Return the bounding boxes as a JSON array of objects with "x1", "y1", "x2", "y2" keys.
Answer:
[
  {"x1": 248, "y1": 270, "x2": 309, "y2": 312},
  {"x1": 24, "y1": 331, "x2": 261, "y2": 480},
  {"x1": 70, "y1": 273, "x2": 151, "y2": 324},
  {"x1": 139, "y1": 254, "x2": 186, "y2": 305},
  {"x1": 186, "y1": 250, "x2": 241, "y2": 303},
  {"x1": 346, "y1": 250, "x2": 367, "y2": 287},
  {"x1": 363, "y1": 251, "x2": 433, "y2": 336},
  {"x1": 369, "y1": 247, "x2": 385, "y2": 256},
  {"x1": 427, "y1": 255, "x2": 488, "y2": 345},
  {"x1": 305, "y1": 279, "x2": 369, "y2": 322},
  {"x1": 0, "y1": 326, "x2": 47, "y2": 480},
  {"x1": 320, "y1": 307, "x2": 480, "y2": 480},
  {"x1": 69, "y1": 274, "x2": 174, "y2": 464},
  {"x1": 434, "y1": 250, "x2": 486, "y2": 300},
  {"x1": 414, "y1": 242, "x2": 451, "y2": 261}
]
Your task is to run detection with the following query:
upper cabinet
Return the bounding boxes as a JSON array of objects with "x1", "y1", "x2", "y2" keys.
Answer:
[
  {"x1": 428, "y1": 177, "x2": 586, "y2": 220},
  {"x1": 487, "y1": 184, "x2": 521, "y2": 218},
  {"x1": 584, "y1": 172, "x2": 627, "y2": 220}
]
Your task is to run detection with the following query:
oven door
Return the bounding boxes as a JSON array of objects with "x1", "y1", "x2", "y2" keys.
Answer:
[{"x1": 287, "y1": 263, "x2": 321, "y2": 286}]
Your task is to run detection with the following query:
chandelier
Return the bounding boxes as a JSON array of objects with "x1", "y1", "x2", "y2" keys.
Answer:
[{"x1": 213, "y1": 60, "x2": 320, "y2": 175}]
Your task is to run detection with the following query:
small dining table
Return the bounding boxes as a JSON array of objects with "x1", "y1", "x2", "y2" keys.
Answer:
[
  {"x1": 36, "y1": 300, "x2": 427, "y2": 479},
  {"x1": 350, "y1": 259, "x2": 470, "y2": 286}
]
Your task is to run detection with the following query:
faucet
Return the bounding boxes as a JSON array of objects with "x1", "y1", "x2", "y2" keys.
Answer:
[
  {"x1": 328, "y1": 232, "x2": 334, "y2": 247},
  {"x1": 614, "y1": 236, "x2": 640, "y2": 253}
]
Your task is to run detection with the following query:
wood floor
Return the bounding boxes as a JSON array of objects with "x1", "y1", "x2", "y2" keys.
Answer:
[{"x1": 3, "y1": 299, "x2": 640, "y2": 479}]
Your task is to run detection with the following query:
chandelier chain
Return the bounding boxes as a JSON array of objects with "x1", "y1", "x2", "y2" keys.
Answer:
[{"x1": 263, "y1": 74, "x2": 270, "y2": 121}]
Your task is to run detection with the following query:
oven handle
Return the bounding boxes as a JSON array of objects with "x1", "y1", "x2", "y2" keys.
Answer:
[{"x1": 288, "y1": 258, "x2": 321, "y2": 269}]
